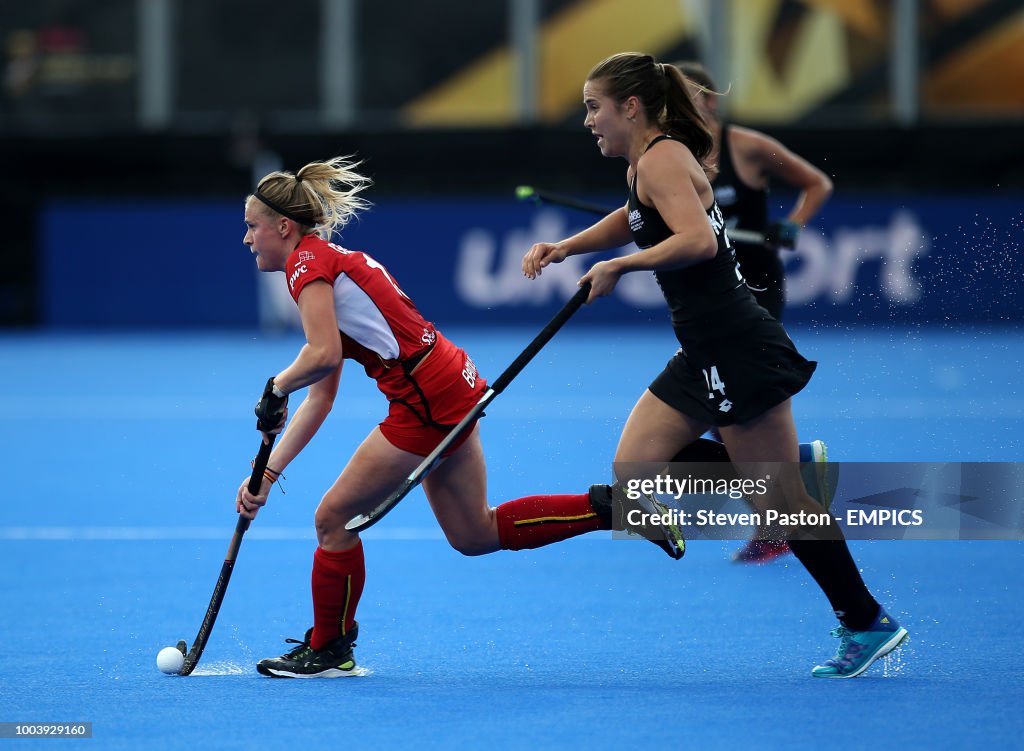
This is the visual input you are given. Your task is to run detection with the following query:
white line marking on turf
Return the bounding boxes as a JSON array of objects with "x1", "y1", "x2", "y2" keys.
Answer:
[
  {"x1": 0, "y1": 526, "x2": 444, "y2": 541},
  {"x1": 12, "y1": 396, "x2": 1024, "y2": 421}
]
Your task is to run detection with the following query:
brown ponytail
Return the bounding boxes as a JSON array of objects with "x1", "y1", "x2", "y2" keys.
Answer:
[{"x1": 587, "y1": 52, "x2": 714, "y2": 169}]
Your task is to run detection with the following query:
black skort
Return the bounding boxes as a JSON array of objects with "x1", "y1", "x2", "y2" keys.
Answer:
[{"x1": 649, "y1": 319, "x2": 816, "y2": 427}]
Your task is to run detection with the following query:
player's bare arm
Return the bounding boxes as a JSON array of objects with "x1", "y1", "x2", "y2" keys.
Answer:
[
  {"x1": 273, "y1": 280, "x2": 344, "y2": 393},
  {"x1": 238, "y1": 279, "x2": 345, "y2": 517},
  {"x1": 237, "y1": 363, "x2": 342, "y2": 519},
  {"x1": 621, "y1": 143, "x2": 717, "y2": 271},
  {"x1": 582, "y1": 148, "x2": 715, "y2": 302},
  {"x1": 734, "y1": 127, "x2": 833, "y2": 225},
  {"x1": 267, "y1": 364, "x2": 342, "y2": 478},
  {"x1": 522, "y1": 205, "x2": 631, "y2": 278}
]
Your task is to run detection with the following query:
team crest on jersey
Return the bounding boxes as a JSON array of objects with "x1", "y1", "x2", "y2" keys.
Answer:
[
  {"x1": 297, "y1": 250, "x2": 316, "y2": 263},
  {"x1": 628, "y1": 208, "x2": 643, "y2": 232}
]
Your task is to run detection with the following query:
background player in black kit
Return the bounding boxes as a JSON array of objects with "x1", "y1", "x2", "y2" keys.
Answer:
[
  {"x1": 675, "y1": 60, "x2": 834, "y2": 322},
  {"x1": 522, "y1": 52, "x2": 907, "y2": 678}
]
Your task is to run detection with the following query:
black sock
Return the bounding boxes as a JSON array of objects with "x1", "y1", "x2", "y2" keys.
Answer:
[
  {"x1": 678, "y1": 439, "x2": 881, "y2": 628},
  {"x1": 671, "y1": 438, "x2": 739, "y2": 485},
  {"x1": 789, "y1": 539, "x2": 880, "y2": 630}
]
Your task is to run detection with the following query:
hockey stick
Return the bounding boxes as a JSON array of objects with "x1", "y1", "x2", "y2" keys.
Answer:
[
  {"x1": 515, "y1": 185, "x2": 616, "y2": 217},
  {"x1": 514, "y1": 184, "x2": 769, "y2": 246},
  {"x1": 177, "y1": 435, "x2": 276, "y2": 676},
  {"x1": 346, "y1": 283, "x2": 592, "y2": 533}
]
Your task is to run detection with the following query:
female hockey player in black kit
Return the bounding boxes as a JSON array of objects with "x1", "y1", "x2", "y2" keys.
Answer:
[{"x1": 521, "y1": 52, "x2": 907, "y2": 678}]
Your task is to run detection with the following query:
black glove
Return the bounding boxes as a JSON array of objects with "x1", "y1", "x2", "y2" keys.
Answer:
[
  {"x1": 255, "y1": 377, "x2": 288, "y2": 432},
  {"x1": 766, "y1": 219, "x2": 800, "y2": 250}
]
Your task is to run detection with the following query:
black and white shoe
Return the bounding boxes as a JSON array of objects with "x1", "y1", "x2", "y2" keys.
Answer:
[{"x1": 256, "y1": 625, "x2": 360, "y2": 678}]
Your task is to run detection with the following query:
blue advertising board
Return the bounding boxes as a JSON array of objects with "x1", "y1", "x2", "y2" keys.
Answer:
[
  {"x1": 40, "y1": 200, "x2": 257, "y2": 328},
  {"x1": 40, "y1": 195, "x2": 1022, "y2": 328}
]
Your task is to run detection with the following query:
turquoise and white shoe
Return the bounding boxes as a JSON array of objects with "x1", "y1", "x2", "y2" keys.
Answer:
[
  {"x1": 812, "y1": 609, "x2": 909, "y2": 678},
  {"x1": 799, "y1": 439, "x2": 838, "y2": 511}
]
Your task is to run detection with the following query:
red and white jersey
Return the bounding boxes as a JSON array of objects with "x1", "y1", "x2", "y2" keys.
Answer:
[{"x1": 285, "y1": 235, "x2": 437, "y2": 382}]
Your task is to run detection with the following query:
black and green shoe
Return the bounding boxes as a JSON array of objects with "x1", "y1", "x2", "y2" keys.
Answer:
[
  {"x1": 589, "y1": 484, "x2": 686, "y2": 560},
  {"x1": 256, "y1": 625, "x2": 359, "y2": 678}
]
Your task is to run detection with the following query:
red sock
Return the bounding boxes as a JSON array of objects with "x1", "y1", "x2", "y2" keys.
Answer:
[
  {"x1": 496, "y1": 493, "x2": 605, "y2": 550},
  {"x1": 310, "y1": 541, "x2": 364, "y2": 650}
]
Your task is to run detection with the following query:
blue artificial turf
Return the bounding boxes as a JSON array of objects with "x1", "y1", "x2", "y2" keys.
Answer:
[{"x1": 3, "y1": 326, "x2": 1022, "y2": 749}]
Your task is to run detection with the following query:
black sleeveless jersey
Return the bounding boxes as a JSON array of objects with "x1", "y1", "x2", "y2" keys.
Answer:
[
  {"x1": 627, "y1": 135, "x2": 765, "y2": 344},
  {"x1": 713, "y1": 125, "x2": 769, "y2": 245}
]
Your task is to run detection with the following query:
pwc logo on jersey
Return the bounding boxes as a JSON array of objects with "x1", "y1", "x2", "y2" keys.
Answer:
[
  {"x1": 298, "y1": 250, "x2": 316, "y2": 263},
  {"x1": 288, "y1": 264, "x2": 309, "y2": 291}
]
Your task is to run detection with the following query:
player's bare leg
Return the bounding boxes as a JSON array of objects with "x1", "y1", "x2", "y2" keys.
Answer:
[{"x1": 423, "y1": 426, "x2": 500, "y2": 555}]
